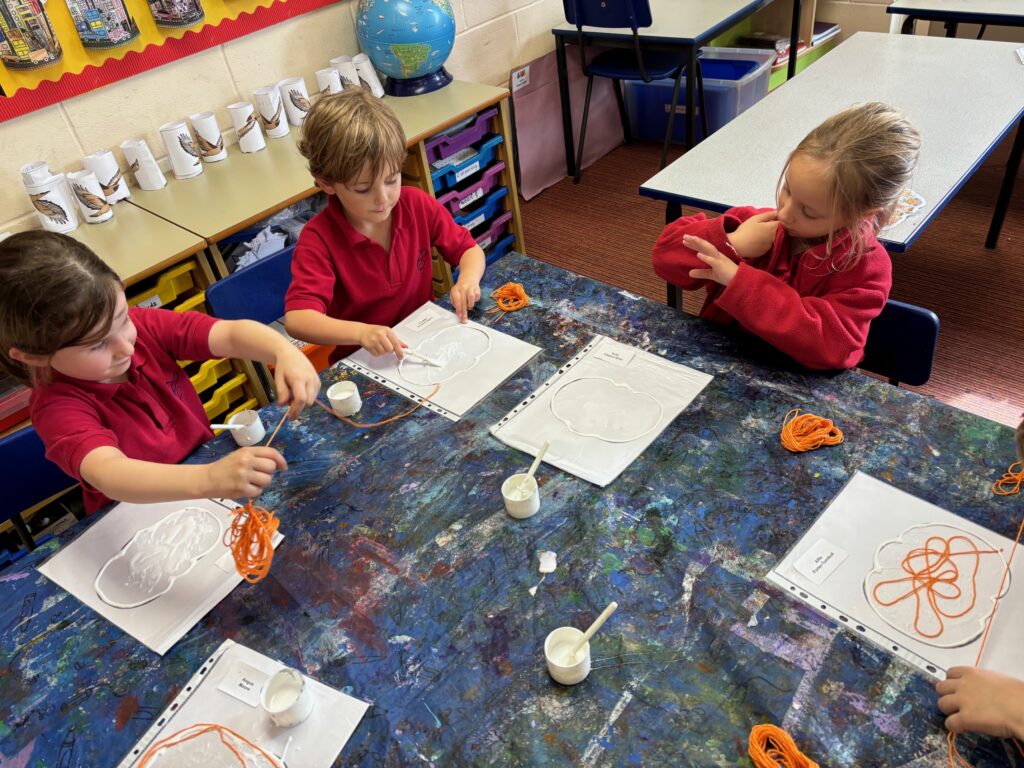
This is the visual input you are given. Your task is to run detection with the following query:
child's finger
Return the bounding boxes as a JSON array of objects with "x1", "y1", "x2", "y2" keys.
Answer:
[
  {"x1": 688, "y1": 268, "x2": 714, "y2": 280},
  {"x1": 682, "y1": 234, "x2": 722, "y2": 259},
  {"x1": 452, "y1": 287, "x2": 467, "y2": 322},
  {"x1": 273, "y1": 369, "x2": 291, "y2": 407},
  {"x1": 251, "y1": 446, "x2": 288, "y2": 471},
  {"x1": 388, "y1": 329, "x2": 405, "y2": 360},
  {"x1": 752, "y1": 210, "x2": 778, "y2": 222}
]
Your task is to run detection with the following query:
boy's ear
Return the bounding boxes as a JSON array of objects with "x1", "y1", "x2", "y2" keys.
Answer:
[
  {"x1": 314, "y1": 177, "x2": 338, "y2": 196},
  {"x1": 8, "y1": 347, "x2": 49, "y2": 368}
]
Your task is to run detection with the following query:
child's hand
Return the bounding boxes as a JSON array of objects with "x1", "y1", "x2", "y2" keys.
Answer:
[
  {"x1": 727, "y1": 210, "x2": 779, "y2": 259},
  {"x1": 206, "y1": 447, "x2": 288, "y2": 499},
  {"x1": 273, "y1": 345, "x2": 321, "y2": 418},
  {"x1": 936, "y1": 667, "x2": 1024, "y2": 739},
  {"x1": 450, "y1": 278, "x2": 481, "y2": 323},
  {"x1": 684, "y1": 235, "x2": 739, "y2": 286},
  {"x1": 359, "y1": 324, "x2": 407, "y2": 360}
]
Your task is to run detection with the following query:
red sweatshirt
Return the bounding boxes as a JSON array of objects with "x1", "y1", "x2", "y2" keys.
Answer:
[{"x1": 652, "y1": 206, "x2": 891, "y2": 370}]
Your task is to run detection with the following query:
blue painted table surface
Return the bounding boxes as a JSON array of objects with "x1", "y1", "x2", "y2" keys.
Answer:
[{"x1": 2, "y1": 254, "x2": 1021, "y2": 767}]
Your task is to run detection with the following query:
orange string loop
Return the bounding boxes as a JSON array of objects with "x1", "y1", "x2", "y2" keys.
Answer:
[
  {"x1": 227, "y1": 500, "x2": 279, "y2": 584},
  {"x1": 485, "y1": 282, "x2": 529, "y2": 322},
  {"x1": 748, "y1": 724, "x2": 819, "y2": 768},
  {"x1": 139, "y1": 722, "x2": 281, "y2": 767},
  {"x1": 780, "y1": 409, "x2": 844, "y2": 453},
  {"x1": 992, "y1": 461, "x2": 1024, "y2": 496},
  {"x1": 315, "y1": 382, "x2": 441, "y2": 428}
]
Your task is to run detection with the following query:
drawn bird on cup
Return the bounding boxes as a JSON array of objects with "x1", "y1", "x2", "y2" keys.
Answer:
[
  {"x1": 178, "y1": 133, "x2": 201, "y2": 165},
  {"x1": 237, "y1": 112, "x2": 258, "y2": 139},
  {"x1": 289, "y1": 89, "x2": 311, "y2": 114},
  {"x1": 261, "y1": 100, "x2": 283, "y2": 131},
  {"x1": 29, "y1": 192, "x2": 69, "y2": 225},
  {"x1": 100, "y1": 170, "x2": 123, "y2": 197},
  {"x1": 196, "y1": 131, "x2": 224, "y2": 157},
  {"x1": 128, "y1": 158, "x2": 140, "y2": 175},
  {"x1": 320, "y1": 85, "x2": 331, "y2": 95},
  {"x1": 72, "y1": 183, "x2": 111, "y2": 218}
]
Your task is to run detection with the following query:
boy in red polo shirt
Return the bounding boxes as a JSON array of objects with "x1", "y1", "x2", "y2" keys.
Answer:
[
  {"x1": 0, "y1": 232, "x2": 321, "y2": 514},
  {"x1": 284, "y1": 89, "x2": 486, "y2": 365}
]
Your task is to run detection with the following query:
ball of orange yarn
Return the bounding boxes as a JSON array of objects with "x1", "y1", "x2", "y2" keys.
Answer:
[
  {"x1": 749, "y1": 724, "x2": 819, "y2": 768},
  {"x1": 780, "y1": 409, "x2": 844, "y2": 453},
  {"x1": 227, "y1": 500, "x2": 279, "y2": 584}
]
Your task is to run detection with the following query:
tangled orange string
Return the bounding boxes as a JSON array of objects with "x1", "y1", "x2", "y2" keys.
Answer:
[
  {"x1": 315, "y1": 382, "x2": 440, "y2": 428},
  {"x1": 780, "y1": 409, "x2": 844, "y2": 452},
  {"x1": 486, "y1": 282, "x2": 529, "y2": 322},
  {"x1": 139, "y1": 722, "x2": 281, "y2": 767},
  {"x1": 992, "y1": 461, "x2": 1023, "y2": 496},
  {"x1": 870, "y1": 535, "x2": 1001, "y2": 639},
  {"x1": 748, "y1": 724, "x2": 819, "y2": 768}
]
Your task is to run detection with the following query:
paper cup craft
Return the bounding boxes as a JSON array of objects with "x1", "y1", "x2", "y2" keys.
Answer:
[
  {"x1": 330, "y1": 55, "x2": 360, "y2": 88},
  {"x1": 20, "y1": 160, "x2": 52, "y2": 186},
  {"x1": 188, "y1": 111, "x2": 227, "y2": 163},
  {"x1": 278, "y1": 77, "x2": 312, "y2": 127},
  {"x1": 25, "y1": 173, "x2": 79, "y2": 233},
  {"x1": 327, "y1": 381, "x2": 362, "y2": 417},
  {"x1": 353, "y1": 53, "x2": 385, "y2": 98},
  {"x1": 227, "y1": 102, "x2": 267, "y2": 154},
  {"x1": 502, "y1": 473, "x2": 539, "y2": 519},
  {"x1": 228, "y1": 410, "x2": 266, "y2": 447},
  {"x1": 120, "y1": 138, "x2": 167, "y2": 190},
  {"x1": 315, "y1": 67, "x2": 343, "y2": 95},
  {"x1": 253, "y1": 86, "x2": 290, "y2": 139},
  {"x1": 544, "y1": 626, "x2": 591, "y2": 685},
  {"x1": 160, "y1": 120, "x2": 203, "y2": 179},
  {"x1": 260, "y1": 667, "x2": 314, "y2": 727},
  {"x1": 67, "y1": 170, "x2": 113, "y2": 223},
  {"x1": 82, "y1": 148, "x2": 131, "y2": 202}
]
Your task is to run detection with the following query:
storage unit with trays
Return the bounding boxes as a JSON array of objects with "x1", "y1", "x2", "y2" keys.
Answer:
[
  {"x1": 411, "y1": 103, "x2": 524, "y2": 295},
  {"x1": 126, "y1": 257, "x2": 264, "y2": 433}
]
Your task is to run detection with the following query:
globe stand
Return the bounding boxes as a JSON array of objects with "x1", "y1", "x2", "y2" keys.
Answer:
[{"x1": 384, "y1": 67, "x2": 453, "y2": 97}]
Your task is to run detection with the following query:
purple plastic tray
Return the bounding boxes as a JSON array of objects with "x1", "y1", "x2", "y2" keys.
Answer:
[
  {"x1": 436, "y1": 162, "x2": 505, "y2": 215},
  {"x1": 474, "y1": 211, "x2": 512, "y2": 251},
  {"x1": 425, "y1": 107, "x2": 498, "y2": 166}
]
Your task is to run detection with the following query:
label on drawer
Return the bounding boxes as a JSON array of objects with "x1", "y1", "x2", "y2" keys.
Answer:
[
  {"x1": 136, "y1": 295, "x2": 163, "y2": 309},
  {"x1": 463, "y1": 212, "x2": 485, "y2": 231},
  {"x1": 459, "y1": 187, "x2": 484, "y2": 209},
  {"x1": 455, "y1": 161, "x2": 481, "y2": 182},
  {"x1": 477, "y1": 236, "x2": 493, "y2": 250}
]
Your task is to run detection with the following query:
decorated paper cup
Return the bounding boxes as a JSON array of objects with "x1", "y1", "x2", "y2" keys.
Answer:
[
  {"x1": 260, "y1": 667, "x2": 314, "y2": 728},
  {"x1": 227, "y1": 410, "x2": 265, "y2": 447},
  {"x1": 502, "y1": 473, "x2": 539, "y2": 519},
  {"x1": 327, "y1": 381, "x2": 361, "y2": 417},
  {"x1": 544, "y1": 626, "x2": 591, "y2": 685}
]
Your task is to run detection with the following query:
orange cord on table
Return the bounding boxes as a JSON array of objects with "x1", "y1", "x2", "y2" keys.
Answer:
[
  {"x1": 315, "y1": 382, "x2": 441, "y2": 428},
  {"x1": 748, "y1": 723, "x2": 819, "y2": 768},
  {"x1": 869, "y1": 535, "x2": 1001, "y2": 639},
  {"x1": 992, "y1": 461, "x2": 1023, "y2": 496},
  {"x1": 780, "y1": 409, "x2": 844, "y2": 452},
  {"x1": 138, "y1": 722, "x2": 282, "y2": 767},
  {"x1": 486, "y1": 282, "x2": 529, "y2": 323}
]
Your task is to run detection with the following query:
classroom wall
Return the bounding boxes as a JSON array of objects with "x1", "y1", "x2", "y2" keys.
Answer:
[{"x1": 0, "y1": 0, "x2": 566, "y2": 233}]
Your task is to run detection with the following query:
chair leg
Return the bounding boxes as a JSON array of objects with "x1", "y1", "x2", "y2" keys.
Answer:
[
  {"x1": 574, "y1": 75, "x2": 595, "y2": 184},
  {"x1": 696, "y1": 60, "x2": 709, "y2": 140},
  {"x1": 612, "y1": 79, "x2": 632, "y2": 144},
  {"x1": 660, "y1": 70, "x2": 685, "y2": 169},
  {"x1": 10, "y1": 514, "x2": 35, "y2": 552}
]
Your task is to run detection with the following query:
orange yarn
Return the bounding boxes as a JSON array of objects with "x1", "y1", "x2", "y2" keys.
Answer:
[
  {"x1": 316, "y1": 382, "x2": 441, "y2": 428},
  {"x1": 486, "y1": 282, "x2": 529, "y2": 322},
  {"x1": 780, "y1": 409, "x2": 844, "y2": 452},
  {"x1": 138, "y1": 722, "x2": 281, "y2": 767},
  {"x1": 870, "y1": 535, "x2": 1000, "y2": 639},
  {"x1": 749, "y1": 724, "x2": 819, "y2": 768},
  {"x1": 992, "y1": 461, "x2": 1023, "y2": 496}
]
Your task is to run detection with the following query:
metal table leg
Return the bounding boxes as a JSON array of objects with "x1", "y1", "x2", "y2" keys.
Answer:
[{"x1": 986, "y1": 115, "x2": 1024, "y2": 249}]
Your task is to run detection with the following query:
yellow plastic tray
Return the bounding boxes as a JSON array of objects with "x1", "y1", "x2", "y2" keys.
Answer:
[{"x1": 128, "y1": 261, "x2": 198, "y2": 310}]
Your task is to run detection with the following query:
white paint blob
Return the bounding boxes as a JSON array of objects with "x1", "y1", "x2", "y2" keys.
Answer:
[{"x1": 398, "y1": 325, "x2": 492, "y2": 386}]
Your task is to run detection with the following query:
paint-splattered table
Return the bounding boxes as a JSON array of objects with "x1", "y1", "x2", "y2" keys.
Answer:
[{"x1": 2, "y1": 254, "x2": 1020, "y2": 767}]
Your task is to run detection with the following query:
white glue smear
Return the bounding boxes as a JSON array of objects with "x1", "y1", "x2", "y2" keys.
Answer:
[{"x1": 529, "y1": 551, "x2": 558, "y2": 596}]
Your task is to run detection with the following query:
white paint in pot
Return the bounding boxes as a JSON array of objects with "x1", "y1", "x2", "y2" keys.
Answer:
[
  {"x1": 502, "y1": 473, "x2": 539, "y2": 519},
  {"x1": 227, "y1": 410, "x2": 265, "y2": 447},
  {"x1": 260, "y1": 667, "x2": 314, "y2": 727},
  {"x1": 544, "y1": 626, "x2": 591, "y2": 685},
  {"x1": 327, "y1": 381, "x2": 362, "y2": 417}
]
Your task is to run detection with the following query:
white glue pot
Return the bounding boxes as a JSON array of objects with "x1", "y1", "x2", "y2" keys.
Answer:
[
  {"x1": 502, "y1": 473, "x2": 539, "y2": 519},
  {"x1": 327, "y1": 381, "x2": 361, "y2": 417},
  {"x1": 227, "y1": 410, "x2": 265, "y2": 447},
  {"x1": 260, "y1": 667, "x2": 314, "y2": 728},
  {"x1": 544, "y1": 626, "x2": 591, "y2": 685}
]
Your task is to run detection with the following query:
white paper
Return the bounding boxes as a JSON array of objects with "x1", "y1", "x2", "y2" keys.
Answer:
[
  {"x1": 38, "y1": 498, "x2": 282, "y2": 655},
  {"x1": 343, "y1": 302, "x2": 541, "y2": 422},
  {"x1": 119, "y1": 640, "x2": 369, "y2": 768},
  {"x1": 490, "y1": 336, "x2": 713, "y2": 487},
  {"x1": 217, "y1": 659, "x2": 268, "y2": 707},
  {"x1": 793, "y1": 538, "x2": 848, "y2": 585},
  {"x1": 767, "y1": 472, "x2": 1024, "y2": 680}
]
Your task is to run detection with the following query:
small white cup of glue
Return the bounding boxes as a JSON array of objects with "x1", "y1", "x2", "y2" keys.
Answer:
[
  {"x1": 327, "y1": 381, "x2": 361, "y2": 417},
  {"x1": 227, "y1": 410, "x2": 265, "y2": 447},
  {"x1": 544, "y1": 626, "x2": 591, "y2": 685},
  {"x1": 260, "y1": 667, "x2": 314, "y2": 727},
  {"x1": 502, "y1": 473, "x2": 540, "y2": 519}
]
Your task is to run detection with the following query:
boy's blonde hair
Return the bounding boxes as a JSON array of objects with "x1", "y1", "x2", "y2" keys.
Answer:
[
  {"x1": 781, "y1": 101, "x2": 921, "y2": 269},
  {"x1": 297, "y1": 89, "x2": 407, "y2": 185}
]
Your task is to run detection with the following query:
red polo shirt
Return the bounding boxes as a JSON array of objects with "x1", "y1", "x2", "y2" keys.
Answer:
[
  {"x1": 285, "y1": 186, "x2": 476, "y2": 364},
  {"x1": 31, "y1": 307, "x2": 220, "y2": 514}
]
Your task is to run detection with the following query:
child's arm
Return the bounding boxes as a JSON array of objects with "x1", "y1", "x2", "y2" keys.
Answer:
[
  {"x1": 284, "y1": 310, "x2": 407, "y2": 359},
  {"x1": 937, "y1": 667, "x2": 1024, "y2": 740},
  {"x1": 80, "y1": 444, "x2": 288, "y2": 503},
  {"x1": 450, "y1": 245, "x2": 485, "y2": 322},
  {"x1": 207, "y1": 320, "x2": 320, "y2": 415}
]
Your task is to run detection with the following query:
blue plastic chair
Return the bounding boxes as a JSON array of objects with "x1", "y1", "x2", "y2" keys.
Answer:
[
  {"x1": 859, "y1": 299, "x2": 940, "y2": 387},
  {"x1": 205, "y1": 245, "x2": 295, "y2": 325},
  {"x1": 562, "y1": 0, "x2": 707, "y2": 182},
  {"x1": 0, "y1": 426, "x2": 77, "y2": 551}
]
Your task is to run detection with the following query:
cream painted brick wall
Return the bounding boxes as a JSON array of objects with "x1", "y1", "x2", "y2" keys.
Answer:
[{"x1": 0, "y1": 0, "x2": 563, "y2": 231}]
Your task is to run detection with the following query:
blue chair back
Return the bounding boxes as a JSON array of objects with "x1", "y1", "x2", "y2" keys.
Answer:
[
  {"x1": 0, "y1": 426, "x2": 76, "y2": 548},
  {"x1": 563, "y1": 0, "x2": 652, "y2": 30},
  {"x1": 860, "y1": 299, "x2": 940, "y2": 387},
  {"x1": 205, "y1": 246, "x2": 295, "y2": 325}
]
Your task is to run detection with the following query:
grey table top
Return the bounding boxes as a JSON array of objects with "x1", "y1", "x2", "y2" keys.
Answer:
[{"x1": 639, "y1": 32, "x2": 1024, "y2": 252}]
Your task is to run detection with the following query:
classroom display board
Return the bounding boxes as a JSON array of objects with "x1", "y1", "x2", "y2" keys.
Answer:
[
  {"x1": 117, "y1": 639, "x2": 369, "y2": 767},
  {"x1": 768, "y1": 472, "x2": 1024, "y2": 680},
  {"x1": 38, "y1": 497, "x2": 282, "y2": 655},
  {"x1": 342, "y1": 302, "x2": 542, "y2": 422},
  {"x1": 490, "y1": 335, "x2": 713, "y2": 487}
]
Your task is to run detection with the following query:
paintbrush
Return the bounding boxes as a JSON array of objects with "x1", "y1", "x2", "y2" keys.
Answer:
[{"x1": 404, "y1": 349, "x2": 442, "y2": 367}]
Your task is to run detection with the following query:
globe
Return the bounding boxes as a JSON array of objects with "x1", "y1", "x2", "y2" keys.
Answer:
[{"x1": 356, "y1": 0, "x2": 456, "y2": 97}]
